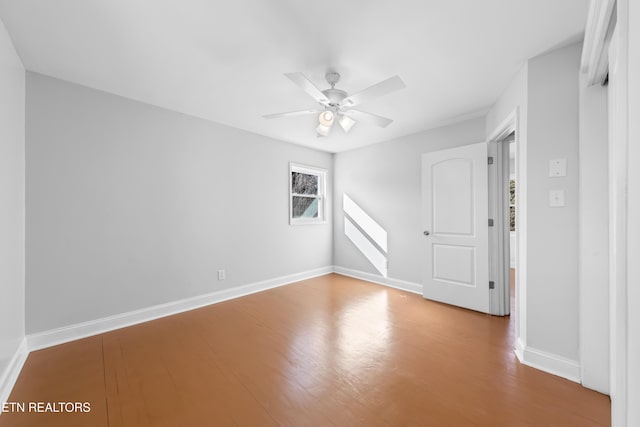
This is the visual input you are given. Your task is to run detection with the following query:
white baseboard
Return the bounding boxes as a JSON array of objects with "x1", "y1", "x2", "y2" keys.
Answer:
[
  {"x1": 0, "y1": 338, "x2": 28, "y2": 407},
  {"x1": 20, "y1": 265, "x2": 582, "y2": 394},
  {"x1": 27, "y1": 266, "x2": 333, "y2": 352},
  {"x1": 514, "y1": 337, "x2": 526, "y2": 361},
  {"x1": 514, "y1": 341, "x2": 580, "y2": 383},
  {"x1": 333, "y1": 266, "x2": 422, "y2": 295},
  {"x1": 333, "y1": 267, "x2": 580, "y2": 383}
]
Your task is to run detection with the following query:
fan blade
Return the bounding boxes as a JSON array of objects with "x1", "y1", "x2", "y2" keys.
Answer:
[
  {"x1": 262, "y1": 109, "x2": 320, "y2": 119},
  {"x1": 343, "y1": 109, "x2": 393, "y2": 128},
  {"x1": 341, "y1": 75, "x2": 405, "y2": 108},
  {"x1": 285, "y1": 72, "x2": 330, "y2": 104}
]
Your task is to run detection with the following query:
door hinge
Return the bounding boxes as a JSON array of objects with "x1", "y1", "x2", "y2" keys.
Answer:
[
  {"x1": 488, "y1": 218, "x2": 494, "y2": 227},
  {"x1": 489, "y1": 281, "x2": 495, "y2": 289},
  {"x1": 488, "y1": 156, "x2": 494, "y2": 165}
]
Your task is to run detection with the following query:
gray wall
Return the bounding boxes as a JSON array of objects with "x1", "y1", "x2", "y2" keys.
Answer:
[
  {"x1": 487, "y1": 43, "x2": 586, "y2": 369},
  {"x1": 0, "y1": 17, "x2": 25, "y2": 374},
  {"x1": 333, "y1": 118, "x2": 485, "y2": 283},
  {"x1": 526, "y1": 43, "x2": 581, "y2": 362},
  {"x1": 26, "y1": 73, "x2": 333, "y2": 334}
]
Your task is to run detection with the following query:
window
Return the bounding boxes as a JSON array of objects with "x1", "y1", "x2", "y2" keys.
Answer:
[{"x1": 290, "y1": 163, "x2": 326, "y2": 224}]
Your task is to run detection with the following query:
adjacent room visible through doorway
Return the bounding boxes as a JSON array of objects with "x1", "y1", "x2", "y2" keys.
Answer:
[{"x1": 508, "y1": 134, "x2": 517, "y2": 315}]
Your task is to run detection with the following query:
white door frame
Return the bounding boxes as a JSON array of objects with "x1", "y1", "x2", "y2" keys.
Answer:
[
  {"x1": 582, "y1": 1, "x2": 639, "y2": 423},
  {"x1": 487, "y1": 109, "x2": 525, "y2": 343},
  {"x1": 608, "y1": 24, "x2": 629, "y2": 427},
  {"x1": 487, "y1": 131, "x2": 511, "y2": 316}
]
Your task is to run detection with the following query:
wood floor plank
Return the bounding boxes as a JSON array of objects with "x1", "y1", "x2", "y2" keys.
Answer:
[
  {"x1": 0, "y1": 336, "x2": 108, "y2": 427},
  {"x1": 0, "y1": 274, "x2": 610, "y2": 426}
]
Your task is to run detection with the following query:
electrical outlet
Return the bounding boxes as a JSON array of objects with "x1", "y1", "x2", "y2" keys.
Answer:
[
  {"x1": 549, "y1": 190, "x2": 565, "y2": 207},
  {"x1": 217, "y1": 270, "x2": 225, "y2": 280},
  {"x1": 549, "y1": 158, "x2": 567, "y2": 177}
]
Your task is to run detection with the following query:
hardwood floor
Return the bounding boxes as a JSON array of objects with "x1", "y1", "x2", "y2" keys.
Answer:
[{"x1": 1, "y1": 274, "x2": 610, "y2": 426}]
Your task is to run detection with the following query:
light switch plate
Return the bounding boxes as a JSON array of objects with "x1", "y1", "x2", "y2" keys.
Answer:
[
  {"x1": 549, "y1": 158, "x2": 567, "y2": 177},
  {"x1": 549, "y1": 190, "x2": 565, "y2": 207}
]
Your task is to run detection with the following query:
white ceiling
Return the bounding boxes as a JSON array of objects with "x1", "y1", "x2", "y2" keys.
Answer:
[{"x1": 0, "y1": 0, "x2": 587, "y2": 153}]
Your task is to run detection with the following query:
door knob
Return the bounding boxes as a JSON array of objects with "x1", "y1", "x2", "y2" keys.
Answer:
[{"x1": 423, "y1": 231, "x2": 430, "y2": 236}]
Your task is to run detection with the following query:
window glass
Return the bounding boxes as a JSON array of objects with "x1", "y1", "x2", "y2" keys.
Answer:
[{"x1": 290, "y1": 164, "x2": 326, "y2": 224}]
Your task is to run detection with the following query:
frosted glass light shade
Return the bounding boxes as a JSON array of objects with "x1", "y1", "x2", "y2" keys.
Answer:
[
  {"x1": 316, "y1": 123, "x2": 331, "y2": 136},
  {"x1": 318, "y1": 110, "x2": 334, "y2": 126},
  {"x1": 339, "y1": 115, "x2": 356, "y2": 133}
]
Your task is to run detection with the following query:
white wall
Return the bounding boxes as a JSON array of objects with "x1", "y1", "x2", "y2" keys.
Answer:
[
  {"x1": 526, "y1": 43, "x2": 581, "y2": 362},
  {"x1": 0, "y1": 16, "x2": 25, "y2": 391},
  {"x1": 333, "y1": 118, "x2": 485, "y2": 284},
  {"x1": 578, "y1": 73, "x2": 609, "y2": 393},
  {"x1": 25, "y1": 73, "x2": 333, "y2": 334}
]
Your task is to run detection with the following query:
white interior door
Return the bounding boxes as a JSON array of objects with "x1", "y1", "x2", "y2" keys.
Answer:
[{"x1": 421, "y1": 142, "x2": 490, "y2": 313}]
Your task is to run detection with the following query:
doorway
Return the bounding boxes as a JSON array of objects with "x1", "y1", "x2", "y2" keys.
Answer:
[
  {"x1": 487, "y1": 113, "x2": 519, "y2": 323},
  {"x1": 506, "y1": 134, "x2": 516, "y2": 315}
]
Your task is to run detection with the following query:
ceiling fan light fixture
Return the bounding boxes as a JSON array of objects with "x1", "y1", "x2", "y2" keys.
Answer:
[
  {"x1": 316, "y1": 123, "x2": 331, "y2": 137},
  {"x1": 338, "y1": 115, "x2": 356, "y2": 133},
  {"x1": 266, "y1": 71, "x2": 403, "y2": 138},
  {"x1": 318, "y1": 110, "x2": 334, "y2": 126}
]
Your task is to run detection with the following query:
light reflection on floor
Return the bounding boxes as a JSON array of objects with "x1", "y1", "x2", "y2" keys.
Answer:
[
  {"x1": 336, "y1": 291, "x2": 391, "y2": 375},
  {"x1": 286, "y1": 290, "x2": 391, "y2": 397}
]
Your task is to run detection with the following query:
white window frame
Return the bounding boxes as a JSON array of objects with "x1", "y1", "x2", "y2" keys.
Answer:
[{"x1": 289, "y1": 163, "x2": 326, "y2": 225}]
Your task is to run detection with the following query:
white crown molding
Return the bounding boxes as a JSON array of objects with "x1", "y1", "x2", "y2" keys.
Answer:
[
  {"x1": 581, "y1": 0, "x2": 616, "y2": 86},
  {"x1": 0, "y1": 338, "x2": 28, "y2": 410}
]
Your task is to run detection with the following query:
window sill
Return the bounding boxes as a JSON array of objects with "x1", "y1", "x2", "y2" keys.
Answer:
[{"x1": 290, "y1": 219, "x2": 328, "y2": 226}]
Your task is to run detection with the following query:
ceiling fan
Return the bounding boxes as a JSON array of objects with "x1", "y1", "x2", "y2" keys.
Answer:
[{"x1": 263, "y1": 71, "x2": 406, "y2": 137}]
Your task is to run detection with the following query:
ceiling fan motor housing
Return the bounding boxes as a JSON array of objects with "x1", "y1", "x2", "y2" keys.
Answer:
[
  {"x1": 322, "y1": 88, "x2": 347, "y2": 107},
  {"x1": 322, "y1": 72, "x2": 346, "y2": 107}
]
